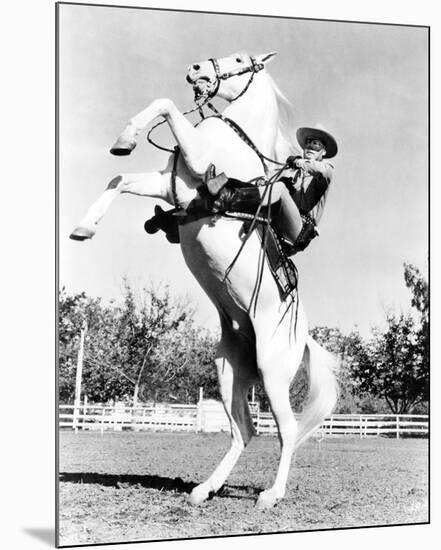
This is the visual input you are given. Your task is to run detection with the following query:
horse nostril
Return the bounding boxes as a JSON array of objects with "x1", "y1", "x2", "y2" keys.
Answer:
[{"x1": 193, "y1": 64, "x2": 200, "y2": 71}]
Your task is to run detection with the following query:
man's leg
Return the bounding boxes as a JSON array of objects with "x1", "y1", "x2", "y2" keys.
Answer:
[
  {"x1": 272, "y1": 185, "x2": 303, "y2": 244},
  {"x1": 208, "y1": 180, "x2": 304, "y2": 245}
]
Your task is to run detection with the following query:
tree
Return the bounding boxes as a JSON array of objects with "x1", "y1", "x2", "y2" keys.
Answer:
[
  {"x1": 59, "y1": 287, "x2": 123, "y2": 403},
  {"x1": 351, "y1": 314, "x2": 427, "y2": 413},
  {"x1": 113, "y1": 280, "x2": 199, "y2": 404},
  {"x1": 404, "y1": 262, "x2": 429, "y2": 407},
  {"x1": 404, "y1": 263, "x2": 428, "y2": 322},
  {"x1": 404, "y1": 262, "x2": 429, "y2": 411},
  {"x1": 350, "y1": 264, "x2": 429, "y2": 414},
  {"x1": 59, "y1": 288, "x2": 88, "y2": 402},
  {"x1": 59, "y1": 282, "x2": 221, "y2": 405},
  {"x1": 309, "y1": 327, "x2": 387, "y2": 414},
  {"x1": 148, "y1": 323, "x2": 219, "y2": 403}
]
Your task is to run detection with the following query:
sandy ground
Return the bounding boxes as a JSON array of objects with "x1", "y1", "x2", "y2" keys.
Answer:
[{"x1": 58, "y1": 431, "x2": 428, "y2": 546}]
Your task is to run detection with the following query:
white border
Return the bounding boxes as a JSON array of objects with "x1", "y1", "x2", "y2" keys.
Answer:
[{"x1": 2, "y1": 1, "x2": 438, "y2": 549}]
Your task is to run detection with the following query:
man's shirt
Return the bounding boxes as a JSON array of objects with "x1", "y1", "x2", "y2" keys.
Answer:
[{"x1": 282, "y1": 159, "x2": 334, "y2": 224}]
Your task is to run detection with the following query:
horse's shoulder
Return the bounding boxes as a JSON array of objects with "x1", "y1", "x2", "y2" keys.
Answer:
[
  {"x1": 197, "y1": 117, "x2": 233, "y2": 133},
  {"x1": 197, "y1": 117, "x2": 256, "y2": 153}
]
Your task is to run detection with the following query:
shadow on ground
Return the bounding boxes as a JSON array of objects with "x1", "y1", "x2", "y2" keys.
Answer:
[
  {"x1": 59, "y1": 472, "x2": 261, "y2": 500},
  {"x1": 60, "y1": 472, "x2": 197, "y2": 493}
]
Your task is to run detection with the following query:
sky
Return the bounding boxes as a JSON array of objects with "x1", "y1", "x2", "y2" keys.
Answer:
[{"x1": 58, "y1": 4, "x2": 428, "y2": 337}]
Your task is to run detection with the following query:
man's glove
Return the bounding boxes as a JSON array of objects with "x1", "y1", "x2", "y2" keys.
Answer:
[{"x1": 286, "y1": 155, "x2": 302, "y2": 169}]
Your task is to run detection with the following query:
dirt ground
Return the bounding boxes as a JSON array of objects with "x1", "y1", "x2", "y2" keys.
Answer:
[{"x1": 58, "y1": 431, "x2": 428, "y2": 546}]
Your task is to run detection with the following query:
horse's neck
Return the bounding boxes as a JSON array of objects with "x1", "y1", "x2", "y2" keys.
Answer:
[
  {"x1": 175, "y1": 79, "x2": 279, "y2": 207},
  {"x1": 222, "y1": 80, "x2": 278, "y2": 157}
]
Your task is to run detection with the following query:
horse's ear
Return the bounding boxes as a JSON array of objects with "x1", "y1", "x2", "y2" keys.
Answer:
[{"x1": 256, "y1": 52, "x2": 277, "y2": 65}]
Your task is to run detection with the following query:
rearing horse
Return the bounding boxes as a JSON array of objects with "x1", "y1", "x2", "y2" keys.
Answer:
[{"x1": 70, "y1": 51, "x2": 338, "y2": 508}]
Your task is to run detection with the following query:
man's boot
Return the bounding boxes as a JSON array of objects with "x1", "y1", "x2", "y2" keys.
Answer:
[{"x1": 212, "y1": 185, "x2": 263, "y2": 214}]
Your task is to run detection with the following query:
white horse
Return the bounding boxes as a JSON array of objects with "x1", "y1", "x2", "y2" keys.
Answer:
[{"x1": 70, "y1": 51, "x2": 338, "y2": 508}]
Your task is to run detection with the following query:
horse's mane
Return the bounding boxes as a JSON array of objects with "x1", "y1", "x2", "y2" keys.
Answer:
[{"x1": 266, "y1": 74, "x2": 301, "y2": 173}]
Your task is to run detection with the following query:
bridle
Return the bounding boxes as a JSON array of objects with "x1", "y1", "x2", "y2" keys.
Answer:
[
  {"x1": 201, "y1": 56, "x2": 265, "y2": 103},
  {"x1": 147, "y1": 55, "x2": 265, "y2": 151},
  {"x1": 147, "y1": 55, "x2": 298, "y2": 310},
  {"x1": 147, "y1": 54, "x2": 286, "y2": 172}
]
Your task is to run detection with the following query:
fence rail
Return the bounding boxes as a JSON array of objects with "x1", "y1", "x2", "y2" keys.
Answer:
[
  {"x1": 59, "y1": 402, "x2": 428, "y2": 439},
  {"x1": 254, "y1": 412, "x2": 428, "y2": 438}
]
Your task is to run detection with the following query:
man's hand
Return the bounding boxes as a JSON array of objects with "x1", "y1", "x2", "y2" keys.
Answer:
[
  {"x1": 295, "y1": 158, "x2": 307, "y2": 170},
  {"x1": 286, "y1": 155, "x2": 302, "y2": 169}
]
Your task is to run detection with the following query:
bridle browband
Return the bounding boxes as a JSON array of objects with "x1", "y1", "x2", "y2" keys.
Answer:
[{"x1": 204, "y1": 56, "x2": 265, "y2": 102}]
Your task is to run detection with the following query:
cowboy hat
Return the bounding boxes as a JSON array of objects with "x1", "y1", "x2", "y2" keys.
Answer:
[{"x1": 296, "y1": 124, "x2": 338, "y2": 159}]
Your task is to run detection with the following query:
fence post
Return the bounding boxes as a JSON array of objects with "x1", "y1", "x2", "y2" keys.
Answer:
[
  {"x1": 396, "y1": 415, "x2": 400, "y2": 439},
  {"x1": 83, "y1": 395, "x2": 88, "y2": 430},
  {"x1": 196, "y1": 400, "x2": 203, "y2": 432},
  {"x1": 100, "y1": 407, "x2": 105, "y2": 436},
  {"x1": 256, "y1": 402, "x2": 260, "y2": 435},
  {"x1": 73, "y1": 322, "x2": 87, "y2": 433}
]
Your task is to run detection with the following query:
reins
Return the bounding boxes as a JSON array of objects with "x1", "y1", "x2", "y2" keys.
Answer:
[
  {"x1": 146, "y1": 55, "x2": 288, "y2": 173},
  {"x1": 146, "y1": 53, "x2": 300, "y2": 313},
  {"x1": 146, "y1": 99, "x2": 209, "y2": 153}
]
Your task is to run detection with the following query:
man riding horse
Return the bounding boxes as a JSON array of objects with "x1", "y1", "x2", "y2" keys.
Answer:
[
  {"x1": 70, "y1": 51, "x2": 340, "y2": 508},
  {"x1": 211, "y1": 124, "x2": 338, "y2": 255},
  {"x1": 146, "y1": 124, "x2": 338, "y2": 257}
]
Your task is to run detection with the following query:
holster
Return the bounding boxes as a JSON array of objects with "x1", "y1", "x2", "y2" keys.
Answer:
[{"x1": 291, "y1": 214, "x2": 319, "y2": 254}]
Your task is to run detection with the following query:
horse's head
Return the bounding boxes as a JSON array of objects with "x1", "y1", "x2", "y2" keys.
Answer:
[{"x1": 186, "y1": 51, "x2": 277, "y2": 103}]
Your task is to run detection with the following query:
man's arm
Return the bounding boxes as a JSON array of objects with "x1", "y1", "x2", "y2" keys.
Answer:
[
  {"x1": 296, "y1": 159, "x2": 334, "y2": 182},
  {"x1": 296, "y1": 159, "x2": 334, "y2": 209}
]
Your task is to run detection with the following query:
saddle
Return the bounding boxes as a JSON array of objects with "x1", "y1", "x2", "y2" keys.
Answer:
[{"x1": 143, "y1": 165, "x2": 311, "y2": 298}]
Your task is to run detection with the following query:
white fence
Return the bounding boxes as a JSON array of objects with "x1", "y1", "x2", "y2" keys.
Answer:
[
  {"x1": 59, "y1": 403, "x2": 199, "y2": 433},
  {"x1": 59, "y1": 401, "x2": 428, "y2": 439},
  {"x1": 256, "y1": 411, "x2": 428, "y2": 439}
]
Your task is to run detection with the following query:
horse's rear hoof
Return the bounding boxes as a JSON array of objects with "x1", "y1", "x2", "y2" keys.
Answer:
[
  {"x1": 70, "y1": 225, "x2": 96, "y2": 241},
  {"x1": 256, "y1": 489, "x2": 281, "y2": 509},
  {"x1": 109, "y1": 138, "x2": 136, "y2": 156},
  {"x1": 188, "y1": 484, "x2": 210, "y2": 506}
]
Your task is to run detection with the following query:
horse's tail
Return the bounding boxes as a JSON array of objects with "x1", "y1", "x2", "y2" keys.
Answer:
[{"x1": 295, "y1": 335, "x2": 339, "y2": 449}]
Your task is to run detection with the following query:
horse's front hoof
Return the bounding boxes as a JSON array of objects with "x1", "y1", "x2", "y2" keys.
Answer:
[
  {"x1": 109, "y1": 138, "x2": 136, "y2": 156},
  {"x1": 70, "y1": 224, "x2": 96, "y2": 241},
  {"x1": 255, "y1": 489, "x2": 281, "y2": 509}
]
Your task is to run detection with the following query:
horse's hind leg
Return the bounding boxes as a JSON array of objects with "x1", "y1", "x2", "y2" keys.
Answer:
[
  {"x1": 256, "y1": 368, "x2": 298, "y2": 509},
  {"x1": 188, "y1": 324, "x2": 257, "y2": 505},
  {"x1": 254, "y1": 311, "x2": 308, "y2": 508}
]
